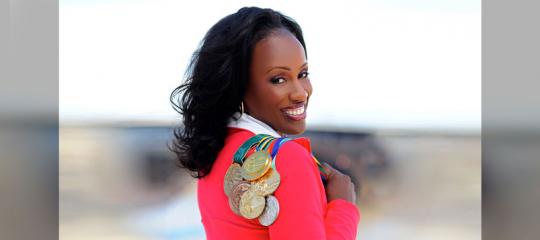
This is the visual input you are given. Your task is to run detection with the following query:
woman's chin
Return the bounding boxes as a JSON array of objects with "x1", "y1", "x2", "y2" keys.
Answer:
[{"x1": 281, "y1": 121, "x2": 306, "y2": 135}]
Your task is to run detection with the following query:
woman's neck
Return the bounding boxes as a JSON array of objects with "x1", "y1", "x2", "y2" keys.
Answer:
[{"x1": 228, "y1": 112, "x2": 282, "y2": 137}]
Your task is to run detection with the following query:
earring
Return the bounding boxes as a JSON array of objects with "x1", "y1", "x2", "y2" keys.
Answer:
[{"x1": 240, "y1": 102, "x2": 245, "y2": 115}]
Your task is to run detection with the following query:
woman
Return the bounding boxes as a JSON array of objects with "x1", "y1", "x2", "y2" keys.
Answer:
[{"x1": 171, "y1": 7, "x2": 359, "y2": 239}]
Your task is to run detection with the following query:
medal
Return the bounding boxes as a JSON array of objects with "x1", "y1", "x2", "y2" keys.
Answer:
[
  {"x1": 251, "y1": 167, "x2": 280, "y2": 196},
  {"x1": 258, "y1": 195, "x2": 280, "y2": 226},
  {"x1": 228, "y1": 182, "x2": 250, "y2": 216},
  {"x1": 233, "y1": 134, "x2": 271, "y2": 164},
  {"x1": 225, "y1": 135, "x2": 304, "y2": 226},
  {"x1": 224, "y1": 163, "x2": 243, "y2": 197},
  {"x1": 242, "y1": 151, "x2": 272, "y2": 181},
  {"x1": 239, "y1": 189, "x2": 266, "y2": 219}
]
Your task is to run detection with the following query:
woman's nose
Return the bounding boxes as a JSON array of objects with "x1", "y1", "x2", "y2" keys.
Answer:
[{"x1": 290, "y1": 81, "x2": 308, "y2": 102}]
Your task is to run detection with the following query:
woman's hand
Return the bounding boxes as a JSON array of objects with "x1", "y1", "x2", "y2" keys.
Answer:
[{"x1": 322, "y1": 162, "x2": 356, "y2": 204}]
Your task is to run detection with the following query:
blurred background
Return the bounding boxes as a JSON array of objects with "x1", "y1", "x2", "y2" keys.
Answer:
[{"x1": 59, "y1": 0, "x2": 480, "y2": 239}]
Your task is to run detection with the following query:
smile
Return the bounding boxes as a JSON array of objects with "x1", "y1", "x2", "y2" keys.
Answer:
[{"x1": 281, "y1": 103, "x2": 307, "y2": 121}]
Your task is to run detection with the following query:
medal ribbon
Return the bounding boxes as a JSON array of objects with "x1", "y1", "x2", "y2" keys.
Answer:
[
  {"x1": 256, "y1": 136, "x2": 274, "y2": 151},
  {"x1": 312, "y1": 155, "x2": 328, "y2": 183},
  {"x1": 233, "y1": 134, "x2": 328, "y2": 183},
  {"x1": 268, "y1": 137, "x2": 328, "y2": 183},
  {"x1": 233, "y1": 134, "x2": 272, "y2": 164},
  {"x1": 269, "y1": 138, "x2": 288, "y2": 169}
]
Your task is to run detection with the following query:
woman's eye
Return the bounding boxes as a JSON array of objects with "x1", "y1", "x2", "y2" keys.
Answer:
[
  {"x1": 299, "y1": 71, "x2": 310, "y2": 79},
  {"x1": 270, "y1": 76, "x2": 286, "y2": 84}
]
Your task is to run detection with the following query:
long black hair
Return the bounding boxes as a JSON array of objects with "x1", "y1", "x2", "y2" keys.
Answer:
[{"x1": 170, "y1": 7, "x2": 307, "y2": 178}]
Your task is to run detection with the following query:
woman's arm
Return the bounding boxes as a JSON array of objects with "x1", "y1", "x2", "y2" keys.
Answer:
[{"x1": 268, "y1": 141, "x2": 360, "y2": 239}]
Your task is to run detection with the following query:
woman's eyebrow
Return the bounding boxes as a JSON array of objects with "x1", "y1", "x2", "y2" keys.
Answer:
[{"x1": 266, "y1": 62, "x2": 308, "y2": 73}]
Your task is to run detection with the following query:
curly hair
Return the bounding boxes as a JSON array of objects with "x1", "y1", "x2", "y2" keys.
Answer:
[{"x1": 170, "y1": 7, "x2": 307, "y2": 178}]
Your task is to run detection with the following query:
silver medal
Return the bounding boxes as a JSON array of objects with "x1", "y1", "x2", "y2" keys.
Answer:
[{"x1": 258, "y1": 195, "x2": 280, "y2": 226}]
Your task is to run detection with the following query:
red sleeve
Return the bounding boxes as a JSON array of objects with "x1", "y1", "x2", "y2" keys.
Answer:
[{"x1": 268, "y1": 141, "x2": 360, "y2": 240}]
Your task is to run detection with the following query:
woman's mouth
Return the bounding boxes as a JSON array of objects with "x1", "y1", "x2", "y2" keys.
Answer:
[{"x1": 281, "y1": 103, "x2": 307, "y2": 121}]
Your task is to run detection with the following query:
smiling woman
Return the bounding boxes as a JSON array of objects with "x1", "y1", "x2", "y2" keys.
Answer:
[
  {"x1": 170, "y1": 7, "x2": 359, "y2": 239},
  {"x1": 245, "y1": 28, "x2": 312, "y2": 135}
]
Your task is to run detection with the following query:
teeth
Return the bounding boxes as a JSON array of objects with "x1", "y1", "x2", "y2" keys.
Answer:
[{"x1": 285, "y1": 106, "x2": 305, "y2": 116}]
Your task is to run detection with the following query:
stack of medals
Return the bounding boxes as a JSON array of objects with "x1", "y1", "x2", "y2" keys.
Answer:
[{"x1": 223, "y1": 134, "x2": 289, "y2": 226}]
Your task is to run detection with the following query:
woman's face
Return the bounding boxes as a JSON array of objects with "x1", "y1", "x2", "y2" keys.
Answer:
[{"x1": 244, "y1": 29, "x2": 313, "y2": 135}]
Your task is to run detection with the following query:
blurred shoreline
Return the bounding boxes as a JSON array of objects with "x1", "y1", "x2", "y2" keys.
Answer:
[{"x1": 60, "y1": 123, "x2": 480, "y2": 239}]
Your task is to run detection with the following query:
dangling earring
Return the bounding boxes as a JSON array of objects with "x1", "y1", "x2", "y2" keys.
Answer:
[{"x1": 240, "y1": 102, "x2": 245, "y2": 116}]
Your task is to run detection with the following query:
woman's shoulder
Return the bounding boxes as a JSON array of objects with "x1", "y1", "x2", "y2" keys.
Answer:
[
  {"x1": 227, "y1": 127, "x2": 255, "y2": 139},
  {"x1": 278, "y1": 137, "x2": 313, "y2": 159},
  {"x1": 274, "y1": 137, "x2": 319, "y2": 175},
  {"x1": 201, "y1": 128, "x2": 254, "y2": 181},
  {"x1": 223, "y1": 128, "x2": 255, "y2": 149},
  {"x1": 222, "y1": 131, "x2": 318, "y2": 175}
]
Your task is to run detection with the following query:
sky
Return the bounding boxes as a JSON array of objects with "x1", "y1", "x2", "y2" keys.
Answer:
[{"x1": 60, "y1": 0, "x2": 480, "y2": 131}]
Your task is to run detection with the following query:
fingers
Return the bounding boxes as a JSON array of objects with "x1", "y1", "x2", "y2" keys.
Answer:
[
  {"x1": 322, "y1": 162, "x2": 336, "y2": 178},
  {"x1": 322, "y1": 162, "x2": 334, "y2": 171},
  {"x1": 323, "y1": 162, "x2": 349, "y2": 180},
  {"x1": 323, "y1": 162, "x2": 344, "y2": 175}
]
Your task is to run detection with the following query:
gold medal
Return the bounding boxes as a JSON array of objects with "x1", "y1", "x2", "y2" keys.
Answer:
[
  {"x1": 224, "y1": 163, "x2": 243, "y2": 197},
  {"x1": 251, "y1": 167, "x2": 281, "y2": 196},
  {"x1": 228, "y1": 182, "x2": 250, "y2": 216},
  {"x1": 258, "y1": 195, "x2": 280, "y2": 226},
  {"x1": 242, "y1": 151, "x2": 272, "y2": 181},
  {"x1": 226, "y1": 135, "x2": 287, "y2": 221},
  {"x1": 239, "y1": 189, "x2": 266, "y2": 219}
]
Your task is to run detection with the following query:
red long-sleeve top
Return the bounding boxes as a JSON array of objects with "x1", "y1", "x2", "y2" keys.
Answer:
[{"x1": 198, "y1": 128, "x2": 360, "y2": 239}]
